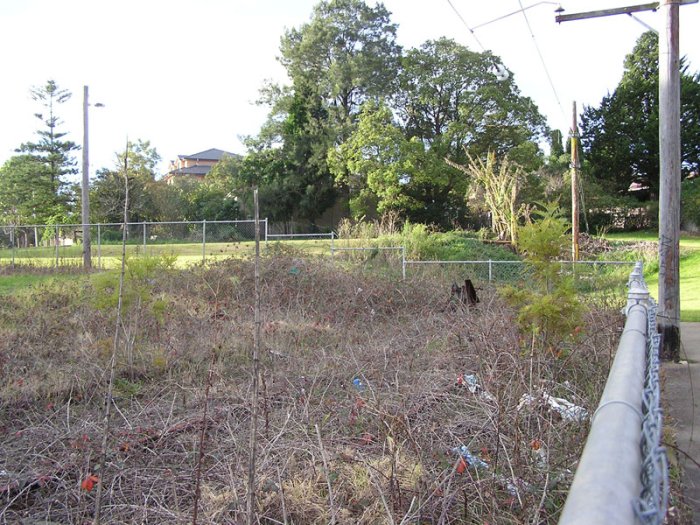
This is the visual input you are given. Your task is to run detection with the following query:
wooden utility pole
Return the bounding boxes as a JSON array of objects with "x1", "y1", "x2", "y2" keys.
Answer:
[
  {"x1": 556, "y1": 0, "x2": 696, "y2": 359},
  {"x1": 570, "y1": 102, "x2": 580, "y2": 261},
  {"x1": 658, "y1": 0, "x2": 682, "y2": 359},
  {"x1": 82, "y1": 86, "x2": 91, "y2": 270}
]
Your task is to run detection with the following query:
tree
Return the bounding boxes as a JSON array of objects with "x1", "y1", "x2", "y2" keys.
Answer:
[
  {"x1": 0, "y1": 155, "x2": 53, "y2": 225},
  {"x1": 328, "y1": 100, "x2": 420, "y2": 217},
  {"x1": 396, "y1": 38, "x2": 547, "y2": 161},
  {"x1": 14, "y1": 80, "x2": 79, "y2": 221},
  {"x1": 394, "y1": 38, "x2": 546, "y2": 227},
  {"x1": 581, "y1": 31, "x2": 700, "y2": 197},
  {"x1": 279, "y1": 0, "x2": 401, "y2": 132},
  {"x1": 91, "y1": 140, "x2": 161, "y2": 223},
  {"x1": 244, "y1": 0, "x2": 401, "y2": 224}
]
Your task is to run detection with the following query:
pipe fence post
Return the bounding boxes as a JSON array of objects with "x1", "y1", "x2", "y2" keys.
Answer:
[
  {"x1": 202, "y1": 220, "x2": 206, "y2": 263},
  {"x1": 488, "y1": 259, "x2": 493, "y2": 282},
  {"x1": 55, "y1": 224, "x2": 59, "y2": 268},
  {"x1": 142, "y1": 223, "x2": 147, "y2": 256},
  {"x1": 402, "y1": 246, "x2": 406, "y2": 280},
  {"x1": 264, "y1": 218, "x2": 268, "y2": 248},
  {"x1": 10, "y1": 226, "x2": 15, "y2": 268},
  {"x1": 98, "y1": 224, "x2": 102, "y2": 269}
]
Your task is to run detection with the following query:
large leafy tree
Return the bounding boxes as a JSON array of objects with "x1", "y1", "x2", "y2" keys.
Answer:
[
  {"x1": 397, "y1": 38, "x2": 547, "y2": 159},
  {"x1": 581, "y1": 31, "x2": 700, "y2": 196},
  {"x1": 0, "y1": 155, "x2": 53, "y2": 224},
  {"x1": 12, "y1": 80, "x2": 79, "y2": 221},
  {"x1": 279, "y1": 0, "x2": 401, "y2": 133},
  {"x1": 329, "y1": 38, "x2": 548, "y2": 226},
  {"x1": 246, "y1": 0, "x2": 401, "y2": 224}
]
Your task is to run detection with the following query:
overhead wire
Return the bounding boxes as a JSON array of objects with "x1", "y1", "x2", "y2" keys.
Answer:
[
  {"x1": 516, "y1": 0, "x2": 566, "y2": 120},
  {"x1": 444, "y1": 0, "x2": 487, "y2": 52}
]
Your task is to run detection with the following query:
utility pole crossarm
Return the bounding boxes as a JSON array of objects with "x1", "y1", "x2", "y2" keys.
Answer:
[{"x1": 555, "y1": 0, "x2": 697, "y2": 23}]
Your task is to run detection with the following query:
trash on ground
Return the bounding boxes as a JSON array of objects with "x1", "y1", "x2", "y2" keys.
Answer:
[
  {"x1": 456, "y1": 373, "x2": 497, "y2": 403},
  {"x1": 517, "y1": 391, "x2": 588, "y2": 422},
  {"x1": 452, "y1": 445, "x2": 489, "y2": 470}
]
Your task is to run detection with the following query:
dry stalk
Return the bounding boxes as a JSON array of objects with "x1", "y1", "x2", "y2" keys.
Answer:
[
  {"x1": 314, "y1": 423, "x2": 338, "y2": 525},
  {"x1": 93, "y1": 143, "x2": 130, "y2": 525},
  {"x1": 247, "y1": 189, "x2": 262, "y2": 525},
  {"x1": 191, "y1": 349, "x2": 217, "y2": 525}
]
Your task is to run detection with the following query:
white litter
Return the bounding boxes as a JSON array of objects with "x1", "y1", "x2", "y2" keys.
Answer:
[{"x1": 518, "y1": 391, "x2": 588, "y2": 423}]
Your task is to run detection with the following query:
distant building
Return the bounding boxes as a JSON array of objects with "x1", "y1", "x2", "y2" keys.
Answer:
[{"x1": 164, "y1": 148, "x2": 236, "y2": 184}]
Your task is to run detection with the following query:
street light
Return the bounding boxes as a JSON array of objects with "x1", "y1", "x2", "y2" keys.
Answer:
[{"x1": 82, "y1": 85, "x2": 104, "y2": 270}]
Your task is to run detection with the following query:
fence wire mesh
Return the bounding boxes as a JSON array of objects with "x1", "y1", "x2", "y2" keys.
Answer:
[
  {"x1": 0, "y1": 220, "x2": 261, "y2": 267},
  {"x1": 635, "y1": 293, "x2": 669, "y2": 524}
]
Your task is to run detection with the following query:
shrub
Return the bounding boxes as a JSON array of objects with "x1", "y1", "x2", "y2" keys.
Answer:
[{"x1": 501, "y1": 202, "x2": 585, "y2": 351}]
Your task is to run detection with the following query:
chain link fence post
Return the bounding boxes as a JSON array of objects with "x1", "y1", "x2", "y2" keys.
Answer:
[
  {"x1": 202, "y1": 220, "x2": 207, "y2": 263},
  {"x1": 10, "y1": 225, "x2": 16, "y2": 268},
  {"x1": 54, "y1": 224, "x2": 59, "y2": 268},
  {"x1": 97, "y1": 224, "x2": 102, "y2": 269}
]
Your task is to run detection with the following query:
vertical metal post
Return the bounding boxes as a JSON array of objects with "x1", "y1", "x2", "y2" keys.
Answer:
[
  {"x1": 401, "y1": 246, "x2": 406, "y2": 280},
  {"x1": 202, "y1": 220, "x2": 206, "y2": 263},
  {"x1": 98, "y1": 224, "x2": 102, "y2": 269},
  {"x1": 82, "y1": 86, "x2": 92, "y2": 270},
  {"x1": 11, "y1": 226, "x2": 15, "y2": 268},
  {"x1": 143, "y1": 223, "x2": 147, "y2": 256},
  {"x1": 488, "y1": 259, "x2": 493, "y2": 282},
  {"x1": 54, "y1": 224, "x2": 59, "y2": 267},
  {"x1": 331, "y1": 231, "x2": 335, "y2": 255},
  {"x1": 264, "y1": 218, "x2": 268, "y2": 248},
  {"x1": 658, "y1": 0, "x2": 682, "y2": 359}
]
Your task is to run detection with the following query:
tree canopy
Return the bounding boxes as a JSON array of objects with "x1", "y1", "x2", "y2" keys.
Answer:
[
  {"x1": 581, "y1": 31, "x2": 700, "y2": 197},
  {"x1": 1, "y1": 80, "x2": 79, "y2": 224},
  {"x1": 250, "y1": 0, "x2": 549, "y2": 228}
]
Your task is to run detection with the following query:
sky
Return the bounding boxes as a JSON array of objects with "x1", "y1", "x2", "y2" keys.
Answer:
[{"x1": 0, "y1": 0, "x2": 698, "y2": 181}]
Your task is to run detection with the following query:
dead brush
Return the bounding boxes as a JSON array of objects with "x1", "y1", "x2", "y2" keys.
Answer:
[{"x1": 0, "y1": 254, "x2": 622, "y2": 524}]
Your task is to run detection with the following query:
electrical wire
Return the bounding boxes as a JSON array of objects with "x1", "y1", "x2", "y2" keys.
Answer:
[
  {"x1": 444, "y1": 0, "x2": 487, "y2": 52},
  {"x1": 516, "y1": 0, "x2": 566, "y2": 120}
]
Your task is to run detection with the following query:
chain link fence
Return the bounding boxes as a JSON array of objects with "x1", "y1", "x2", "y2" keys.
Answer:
[
  {"x1": 559, "y1": 263, "x2": 669, "y2": 525},
  {"x1": 0, "y1": 220, "x2": 263, "y2": 268}
]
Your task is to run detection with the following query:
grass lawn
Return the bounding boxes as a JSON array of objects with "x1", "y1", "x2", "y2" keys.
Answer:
[
  {"x1": 0, "y1": 239, "x2": 336, "y2": 269},
  {"x1": 605, "y1": 231, "x2": 700, "y2": 322}
]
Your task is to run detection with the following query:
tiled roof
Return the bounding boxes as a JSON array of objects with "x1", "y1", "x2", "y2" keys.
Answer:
[{"x1": 180, "y1": 148, "x2": 234, "y2": 161}]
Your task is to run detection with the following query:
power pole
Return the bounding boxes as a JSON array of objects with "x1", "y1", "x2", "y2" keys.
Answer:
[
  {"x1": 658, "y1": 0, "x2": 681, "y2": 359},
  {"x1": 570, "y1": 102, "x2": 580, "y2": 261},
  {"x1": 82, "y1": 86, "x2": 91, "y2": 270},
  {"x1": 556, "y1": 0, "x2": 696, "y2": 360}
]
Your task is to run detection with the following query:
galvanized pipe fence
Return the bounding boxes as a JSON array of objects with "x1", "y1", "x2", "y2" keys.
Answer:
[{"x1": 558, "y1": 262, "x2": 668, "y2": 525}]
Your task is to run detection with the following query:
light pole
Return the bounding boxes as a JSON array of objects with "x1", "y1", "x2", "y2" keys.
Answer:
[{"x1": 82, "y1": 85, "x2": 104, "y2": 270}]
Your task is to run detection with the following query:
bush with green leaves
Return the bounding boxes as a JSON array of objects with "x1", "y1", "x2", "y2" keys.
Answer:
[{"x1": 501, "y1": 202, "x2": 585, "y2": 352}]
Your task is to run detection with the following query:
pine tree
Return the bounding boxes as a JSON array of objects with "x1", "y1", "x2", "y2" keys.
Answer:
[{"x1": 16, "y1": 80, "x2": 79, "y2": 221}]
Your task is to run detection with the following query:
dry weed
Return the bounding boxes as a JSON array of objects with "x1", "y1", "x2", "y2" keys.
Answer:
[{"x1": 0, "y1": 254, "x2": 622, "y2": 524}]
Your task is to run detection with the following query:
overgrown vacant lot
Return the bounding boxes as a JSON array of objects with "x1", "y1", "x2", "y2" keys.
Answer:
[{"x1": 0, "y1": 255, "x2": 623, "y2": 524}]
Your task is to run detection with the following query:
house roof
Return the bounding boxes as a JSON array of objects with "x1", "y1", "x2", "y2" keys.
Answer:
[{"x1": 179, "y1": 148, "x2": 234, "y2": 161}]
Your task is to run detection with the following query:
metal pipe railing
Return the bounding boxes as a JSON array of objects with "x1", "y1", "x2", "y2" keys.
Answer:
[{"x1": 559, "y1": 262, "x2": 666, "y2": 525}]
